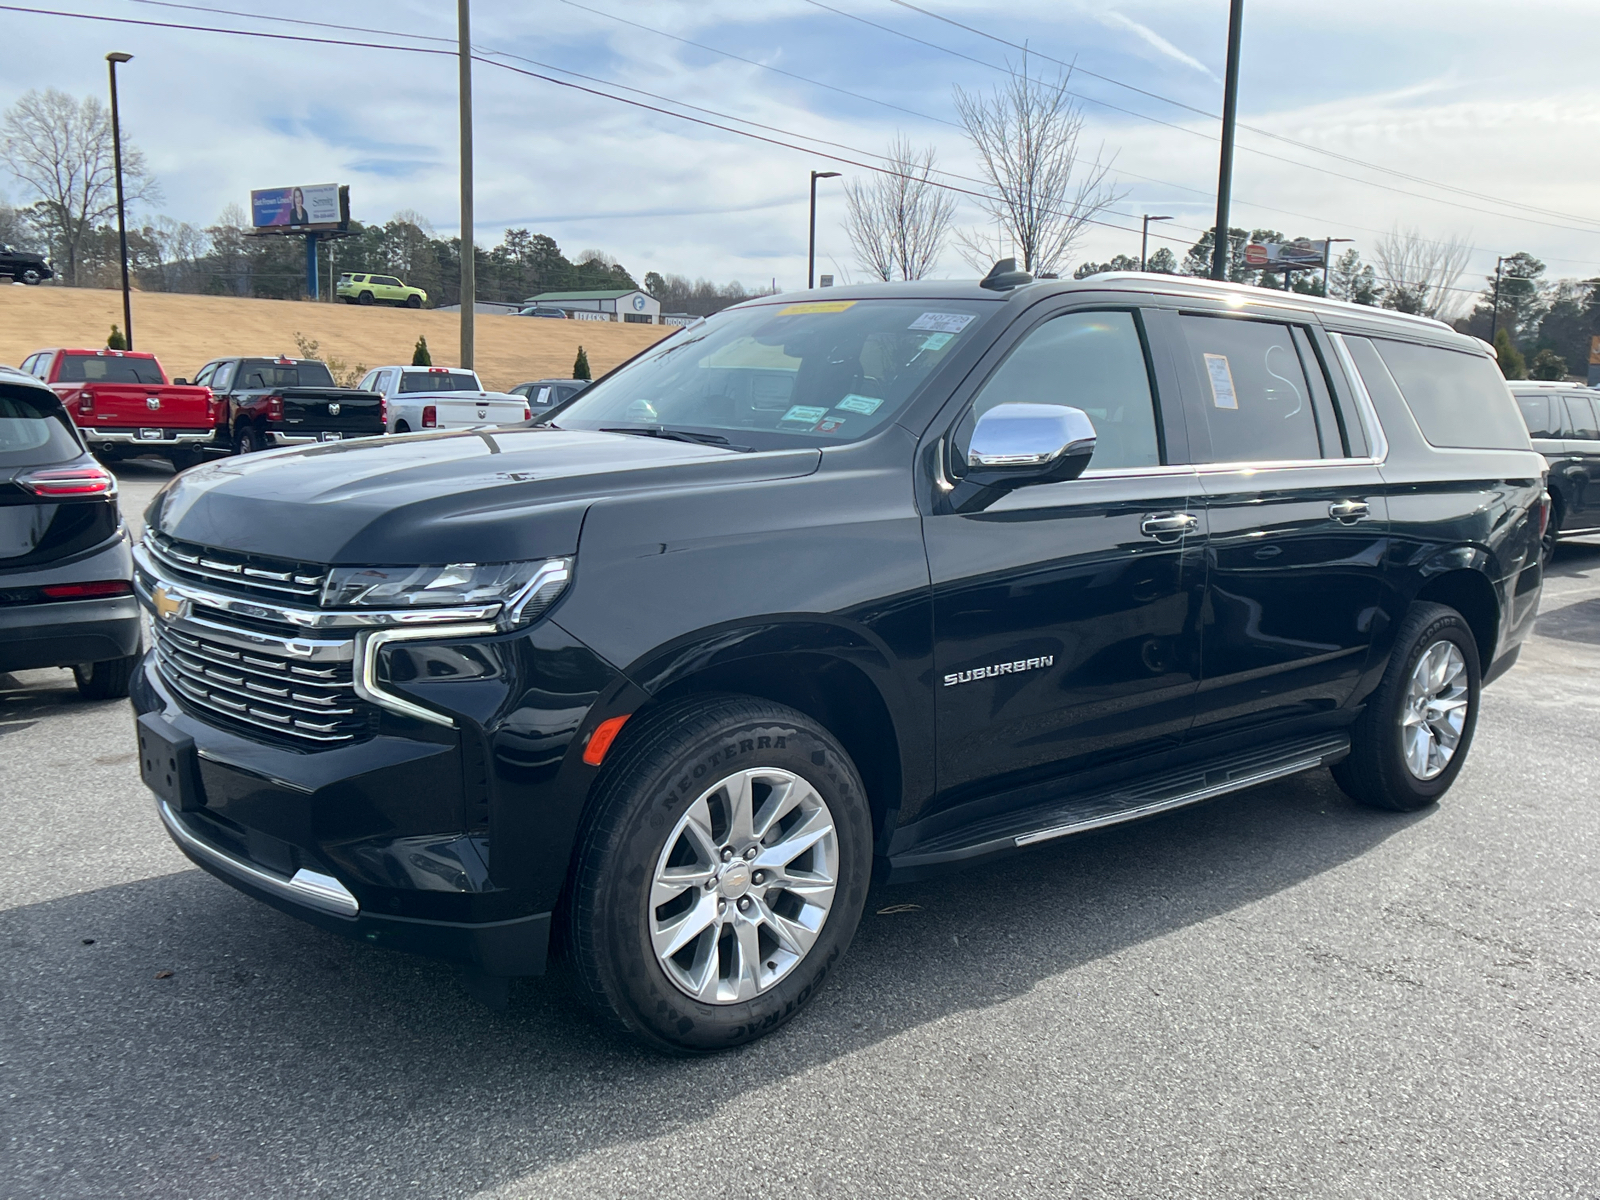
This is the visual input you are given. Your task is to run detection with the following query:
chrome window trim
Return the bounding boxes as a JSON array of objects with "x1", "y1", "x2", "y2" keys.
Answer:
[
  {"x1": 157, "y1": 799, "x2": 359, "y2": 917},
  {"x1": 354, "y1": 623, "x2": 499, "y2": 727},
  {"x1": 1326, "y1": 332, "x2": 1391, "y2": 463}
]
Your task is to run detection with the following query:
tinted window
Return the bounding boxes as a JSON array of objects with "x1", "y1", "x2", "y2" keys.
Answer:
[
  {"x1": 1371, "y1": 339, "x2": 1530, "y2": 450},
  {"x1": 56, "y1": 355, "x2": 165, "y2": 385},
  {"x1": 399, "y1": 371, "x2": 481, "y2": 393},
  {"x1": 0, "y1": 383, "x2": 82, "y2": 465},
  {"x1": 377, "y1": 277, "x2": 402, "y2": 287},
  {"x1": 193, "y1": 362, "x2": 216, "y2": 387},
  {"x1": 1564, "y1": 394, "x2": 1599, "y2": 440},
  {"x1": 1513, "y1": 393, "x2": 1556, "y2": 438},
  {"x1": 213, "y1": 361, "x2": 235, "y2": 391},
  {"x1": 555, "y1": 298, "x2": 997, "y2": 449},
  {"x1": 236, "y1": 360, "x2": 335, "y2": 388},
  {"x1": 955, "y1": 310, "x2": 1161, "y2": 471},
  {"x1": 1178, "y1": 316, "x2": 1324, "y2": 463}
]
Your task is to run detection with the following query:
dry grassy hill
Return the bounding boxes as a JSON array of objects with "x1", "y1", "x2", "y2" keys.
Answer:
[{"x1": 0, "y1": 285, "x2": 670, "y2": 392}]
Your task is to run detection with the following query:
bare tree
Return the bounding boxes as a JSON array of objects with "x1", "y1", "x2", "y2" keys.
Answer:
[
  {"x1": 2, "y1": 88, "x2": 159, "y2": 285},
  {"x1": 953, "y1": 58, "x2": 1122, "y2": 277},
  {"x1": 843, "y1": 135, "x2": 957, "y2": 281},
  {"x1": 1372, "y1": 225, "x2": 1472, "y2": 320}
]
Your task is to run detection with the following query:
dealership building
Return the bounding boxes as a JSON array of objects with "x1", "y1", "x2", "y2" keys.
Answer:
[{"x1": 521, "y1": 288, "x2": 663, "y2": 324}]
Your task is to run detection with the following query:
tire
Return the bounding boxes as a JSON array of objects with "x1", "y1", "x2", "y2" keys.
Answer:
[
  {"x1": 234, "y1": 426, "x2": 259, "y2": 455},
  {"x1": 358, "y1": 291, "x2": 374, "y2": 306},
  {"x1": 1332, "y1": 602, "x2": 1481, "y2": 812},
  {"x1": 74, "y1": 653, "x2": 139, "y2": 700},
  {"x1": 167, "y1": 449, "x2": 199, "y2": 472},
  {"x1": 567, "y1": 695, "x2": 873, "y2": 1053},
  {"x1": 20, "y1": 268, "x2": 42, "y2": 285},
  {"x1": 405, "y1": 294, "x2": 422, "y2": 309},
  {"x1": 1542, "y1": 498, "x2": 1562, "y2": 567},
  {"x1": 394, "y1": 420, "x2": 411, "y2": 434}
]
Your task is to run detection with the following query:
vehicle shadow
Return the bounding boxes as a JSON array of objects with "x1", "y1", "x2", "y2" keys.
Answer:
[{"x1": 1, "y1": 767, "x2": 1421, "y2": 1200}]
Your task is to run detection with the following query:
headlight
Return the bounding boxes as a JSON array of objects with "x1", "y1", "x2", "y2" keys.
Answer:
[{"x1": 322, "y1": 557, "x2": 571, "y2": 627}]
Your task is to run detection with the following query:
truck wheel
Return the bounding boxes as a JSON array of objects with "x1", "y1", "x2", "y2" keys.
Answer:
[
  {"x1": 168, "y1": 449, "x2": 199, "y2": 472},
  {"x1": 394, "y1": 420, "x2": 411, "y2": 434},
  {"x1": 406, "y1": 294, "x2": 422, "y2": 309},
  {"x1": 74, "y1": 653, "x2": 140, "y2": 700},
  {"x1": 1332, "y1": 602, "x2": 1481, "y2": 813},
  {"x1": 20, "y1": 268, "x2": 42, "y2": 285},
  {"x1": 358, "y1": 291, "x2": 374, "y2": 305},
  {"x1": 234, "y1": 427, "x2": 259, "y2": 455},
  {"x1": 1542, "y1": 498, "x2": 1562, "y2": 567},
  {"x1": 568, "y1": 695, "x2": 873, "y2": 1054}
]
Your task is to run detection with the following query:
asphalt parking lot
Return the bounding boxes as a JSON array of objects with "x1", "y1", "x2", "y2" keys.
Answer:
[{"x1": 2, "y1": 459, "x2": 1597, "y2": 1200}]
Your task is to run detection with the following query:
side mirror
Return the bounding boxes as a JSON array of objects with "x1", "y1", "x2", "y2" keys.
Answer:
[
  {"x1": 951, "y1": 403, "x2": 1096, "y2": 513},
  {"x1": 173, "y1": 377, "x2": 188, "y2": 386}
]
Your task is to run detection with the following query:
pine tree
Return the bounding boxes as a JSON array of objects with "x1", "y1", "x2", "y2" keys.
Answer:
[
  {"x1": 106, "y1": 324, "x2": 127, "y2": 350},
  {"x1": 1494, "y1": 328, "x2": 1527, "y2": 380},
  {"x1": 412, "y1": 335, "x2": 431, "y2": 366},
  {"x1": 573, "y1": 345, "x2": 591, "y2": 380}
]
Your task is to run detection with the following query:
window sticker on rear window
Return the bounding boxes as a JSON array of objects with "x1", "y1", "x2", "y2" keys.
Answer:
[
  {"x1": 778, "y1": 301, "x2": 856, "y2": 316},
  {"x1": 909, "y1": 312, "x2": 976, "y2": 333},
  {"x1": 781, "y1": 405, "x2": 828, "y2": 424},
  {"x1": 835, "y1": 394, "x2": 883, "y2": 415},
  {"x1": 1204, "y1": 353, "x2": 1238, "y2": 409},
  {"x1": 919, "y1": 332, "x2": 955, "y2": 351}
]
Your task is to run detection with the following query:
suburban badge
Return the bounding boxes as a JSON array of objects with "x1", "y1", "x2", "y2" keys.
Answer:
[{"x1": 944, "y1": 655, "x2": 1054, "y2": 687}]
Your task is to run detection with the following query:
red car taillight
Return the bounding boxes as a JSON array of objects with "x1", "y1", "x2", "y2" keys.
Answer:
[
  {"x1": 76, "y1": 390, "x2": 94, "y2": 414},
  {"x1": 266, "y1": 395, "x2": 284, "y2": 421},
  {"x1": 522, "y1": 403, "x2": 532, "y2": 421},
  {"x1": 206, "y1": 396, "x2": 224, "y2": 424},
  {"x1": 17, "y1": 465, "x2": 118, "y2": 497},
  {"x1": 379, "y1": 397, "x2": 387, "y2": 424},
  {"x1": 422, "y1": 405, "x2": 437, "y2": 428},
  {"x1": 40, "y1": 580, "x2": 132, "y2": 600}
]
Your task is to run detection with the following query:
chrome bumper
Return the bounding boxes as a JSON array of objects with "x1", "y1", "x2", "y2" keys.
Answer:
[
  {"x1": 83, "y1": 429, "x2": 218, "y2": 446},
  {"x1": 158, "y1": 798, "x2": 359, "y2": 916}
]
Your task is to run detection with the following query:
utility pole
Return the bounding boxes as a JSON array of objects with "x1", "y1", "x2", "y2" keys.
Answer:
[
  {"x1": 808, "y1": 170, "x2": 840, "y2": 289},
  {"x1": 1322, "y1": 236, "x2": 1353, "y2": 298},
  {"x1": 1141, "y1": 215, "x2": 1172, "y2": 271},
  {"x1": 1489, "y1": 256, "x2": 1505, "y2": 346},
  {"x1": 457, "y1": 0, "x2": 475, "y2": 369},
  {"x1": 106, "y1": 52, "x2": 134, "y2": 349},
  {"x1": 1210, "y1": 0, "x2": 1245, "y2": 281}
]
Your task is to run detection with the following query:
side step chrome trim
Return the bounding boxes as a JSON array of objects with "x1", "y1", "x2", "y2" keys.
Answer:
[
  {"x1": 1014, "y1": 752, "x2": 1330, "y2": 847},
  {"x1": 158, "y1": 799, "x2": 359, "y2": 917}
]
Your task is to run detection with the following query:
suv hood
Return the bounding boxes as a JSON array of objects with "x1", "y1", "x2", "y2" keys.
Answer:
[{"x1": 145, "y1": 427, "x2": 820, "y2": 564}]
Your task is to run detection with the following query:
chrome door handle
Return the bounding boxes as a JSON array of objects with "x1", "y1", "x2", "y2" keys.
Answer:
[
  {"x1": 1140, "y1": 512, "x2": 1197, "y2": 540},
  {"x1": 1329, "y1": 499, "x2": 1369, "y2": 523}
]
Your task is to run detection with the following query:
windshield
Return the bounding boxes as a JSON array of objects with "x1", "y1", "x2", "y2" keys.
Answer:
[
  {"x1": 399, "y1": 371, "x2": 481, "y2": 393},
  {"x1": 237, "y1": 360, "x2": 336, "y2": 389},
  {"x1": 0, "y1": 383, "x2": 82, "y2": 466},
  {"x1": 56, "y1": 355, "x2": 165, "y2": 385},
  {"x1": 552, "y1": 297, "x2": 998, "y2": 447}
]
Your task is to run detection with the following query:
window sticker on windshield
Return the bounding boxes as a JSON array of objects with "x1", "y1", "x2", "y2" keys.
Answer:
[
  {"x1": 778, "y1": 301, "x2": 857, "y2": 316},
  {"x1": 781, "y1": 405, "x2": 829, "y2": 424},
  {"x1": 919, "y1": 332, "x2": 955, "y2": 351},
  {"x1": 836, "y1": 394, "x2": 883, "y2": 415},
  {"x1": 814, "y1": 417, "x2": 847, "y2": 433},
  {"x1": 1204, "y1": 353, "x2": 1238, "y2": 409},
  {"x1": 909, "y1": 312, "x2": 975, "y2": 333}
]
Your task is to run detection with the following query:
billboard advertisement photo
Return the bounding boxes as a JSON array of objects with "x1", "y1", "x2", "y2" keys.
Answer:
[
  {"x1": 1243, "y1": 238, "x2": 1329, "y2": 272},
  {"x1": 251, "y1": 183, "x2": 342, "y2": 229}
]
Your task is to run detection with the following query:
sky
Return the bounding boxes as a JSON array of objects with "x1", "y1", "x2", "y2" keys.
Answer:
[{"x1": 3, "y1": 0, "x2": 1599, "y2": 313}]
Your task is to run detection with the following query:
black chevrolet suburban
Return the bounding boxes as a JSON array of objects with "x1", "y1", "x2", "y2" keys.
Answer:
[
  {"x1": 1508, "y1": 380, "x2": 1600, "y2": 561},
  {"x1": 130, "y1": 266, "x2": 1545, "y2": 1052}
]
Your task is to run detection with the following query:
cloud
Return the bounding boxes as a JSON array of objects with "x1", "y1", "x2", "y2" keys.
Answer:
[{"x1": 1095, "y1": 11, "x2": 1218, "y2": 81}]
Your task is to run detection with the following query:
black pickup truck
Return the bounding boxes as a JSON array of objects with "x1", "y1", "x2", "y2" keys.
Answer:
[
  {"x1": 0, "y1": 244, "x2": 53, "y2": 285},
  {"x1": 192, "y1": 356, "x2": 385, "y2": 453}
]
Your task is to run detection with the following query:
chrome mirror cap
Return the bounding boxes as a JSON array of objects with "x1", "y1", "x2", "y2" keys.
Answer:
[{"x1": 968, "y1": 403, "x2": 1097, "y2": 468}]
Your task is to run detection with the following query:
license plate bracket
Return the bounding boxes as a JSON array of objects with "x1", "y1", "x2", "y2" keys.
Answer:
[
  {"x1": 136, "y1": 712, "x2": 205, "y2": 812},
  {"x1": 319, "y1": 431, "x2": 343, "y2": 442},
  {"x1": 139, "y1": 428, "x2": 164, "y2": 441}
]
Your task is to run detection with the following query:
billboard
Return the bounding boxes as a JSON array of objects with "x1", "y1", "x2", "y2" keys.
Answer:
[
  {"x1": 251, "y1": 183, "x2": 343, "y2": 230},
  {"x1": 1243, "y1": 238, "x2": 1328, "y2": 272}
]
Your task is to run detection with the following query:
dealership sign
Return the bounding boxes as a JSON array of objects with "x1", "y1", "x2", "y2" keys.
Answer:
[
  {"x1": 251, "y1": 183, "x2": 344, "y2": 230},
  {"x1": 1243, "y1": 239, "x2": 1329, "y2": 272}
]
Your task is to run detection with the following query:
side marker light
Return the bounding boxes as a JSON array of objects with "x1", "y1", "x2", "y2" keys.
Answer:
[{"x1": 582, "y1": 714, "x2": 631, "y2": 766}]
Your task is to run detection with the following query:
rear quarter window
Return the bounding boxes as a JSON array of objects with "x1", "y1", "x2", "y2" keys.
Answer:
[
  {"x1": 1369, "y1": 339, "x2": 1530, "y2": 451},
  {"x1": 1512, "y1": 393, "x2": 1558, "y2": 438}
]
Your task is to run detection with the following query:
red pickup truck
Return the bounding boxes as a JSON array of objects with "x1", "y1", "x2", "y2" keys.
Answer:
[{"x1": 18, "y1": 348, "x2": 221, "y2": 469}]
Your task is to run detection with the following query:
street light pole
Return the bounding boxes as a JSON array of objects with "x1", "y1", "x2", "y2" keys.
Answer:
[
  {"x1": 1489, "y1": 256, "x2": 1505, "y2": 346},
  {"x1": 1141, "y1": 215, "x2": 1172, "y2": 271},
  {"x1": 457, "y1": 0, "x2": 475, "y2": 369},
  {"x1": 1210, "y1": 0, "x2": 1245, "y2": 280},
  {"x1": 808, "y1": 170, "x2": 840, "y2": 289},
  {"x1": 1322, "y1": 236, "x2": 1353, "y2": 297},
  {"x1": 106, "y1": 52, "x2": 134, "y2": 349}
]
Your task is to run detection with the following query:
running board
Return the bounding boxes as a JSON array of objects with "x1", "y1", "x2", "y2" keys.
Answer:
[{"x1": 890, "y1": 732, "x2": 1349, "y2": 875}]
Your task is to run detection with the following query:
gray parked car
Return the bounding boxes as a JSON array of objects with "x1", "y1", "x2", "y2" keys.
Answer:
[{"x1": 510, "y1": 378, "x2": 590, "y2": 412}]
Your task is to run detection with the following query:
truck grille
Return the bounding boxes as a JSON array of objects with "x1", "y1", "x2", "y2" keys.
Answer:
[
  {"x1": 144, "y1": 529, "x2": 327, "y2": 604},
  {"x1": 153, "y1": 621, "x2": 373, "y2": 746}
]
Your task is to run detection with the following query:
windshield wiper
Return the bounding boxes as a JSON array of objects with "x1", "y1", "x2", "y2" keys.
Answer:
[{"x1": 598, "y1": 426, "x2": 745, "y2": 449}]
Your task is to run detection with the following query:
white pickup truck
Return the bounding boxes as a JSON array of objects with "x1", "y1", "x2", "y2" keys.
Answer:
[{"x1": 357, "y1": 366, "x2": 530, "y2": 434}]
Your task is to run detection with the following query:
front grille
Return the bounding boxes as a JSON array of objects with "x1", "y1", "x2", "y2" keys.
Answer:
[
  {"x1": 153, "y1": 621, "x2": 373, "y2": 746},
  {"x1": 144, "y1": 529, "x2": 327, "y2": 604}
]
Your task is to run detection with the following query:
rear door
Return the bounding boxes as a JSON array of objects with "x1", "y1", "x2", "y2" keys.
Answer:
[
  {"x1": 1559, "y1": 391, "x2": 1600, "y2": 528},
  {"x1": 1156, "y1": 309, "x2": 1389, "y2": 740}
]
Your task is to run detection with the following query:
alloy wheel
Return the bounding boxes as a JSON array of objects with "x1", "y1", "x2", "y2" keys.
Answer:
[
  {"x1": 1400, "y1": 639, "x2": 1469, "y2": 780},
  {"x1": 648, "y1": 767, "x2": 838, "y2": 1005}
]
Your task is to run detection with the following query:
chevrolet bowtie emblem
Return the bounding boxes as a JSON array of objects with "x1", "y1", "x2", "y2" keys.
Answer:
[{"x1": 151, "y1": 584, "x2": 186, "y2": 622}]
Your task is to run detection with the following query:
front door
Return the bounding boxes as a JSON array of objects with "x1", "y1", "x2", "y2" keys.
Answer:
[
  {"x1": 1159, "y1": 310, "x2": 1388, "y2": 739},
  {"x1": 924, "y1": 308, "x2": 1206, "y2": 813}
]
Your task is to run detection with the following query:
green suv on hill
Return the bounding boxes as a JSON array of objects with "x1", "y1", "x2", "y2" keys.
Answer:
[{"x1": 336, "y1": 272, "x2": 427, "y2": 308}]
